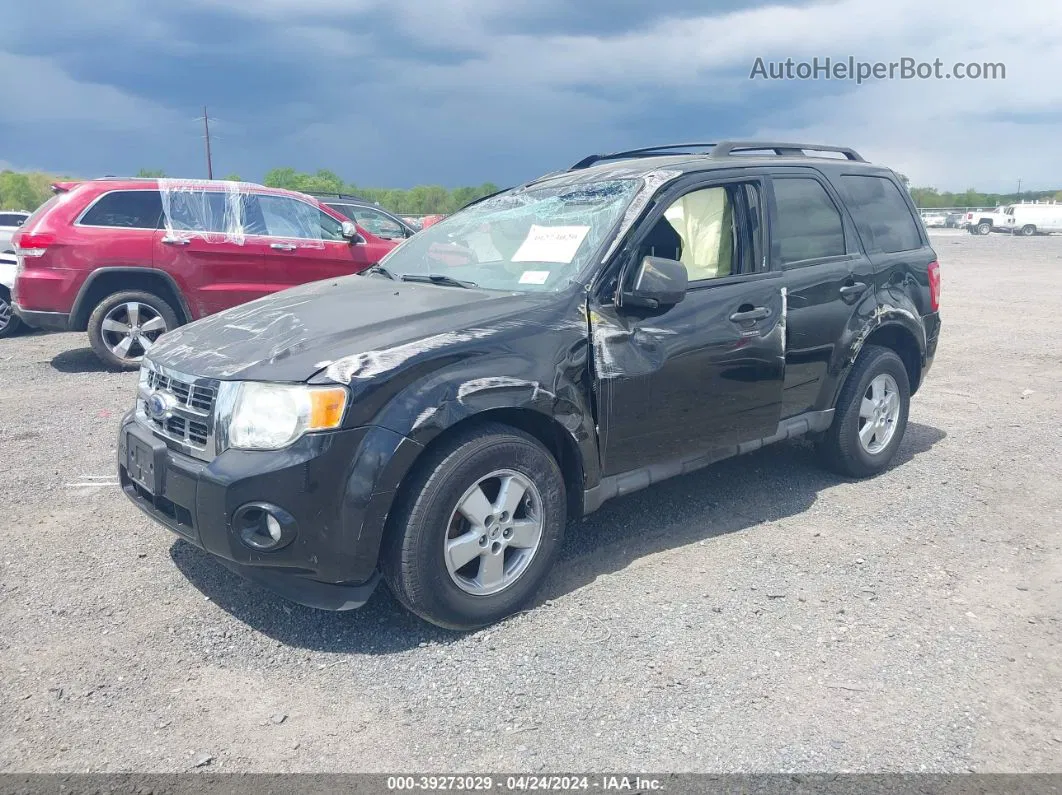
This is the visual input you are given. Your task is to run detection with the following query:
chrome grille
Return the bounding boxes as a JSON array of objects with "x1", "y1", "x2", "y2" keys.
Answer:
[
  {"x1": 137, "y1": 362, "x2": 221, "y2": 461},
  {"x1": 146, "y1": 370, "x2": 216, "y2": 415}
]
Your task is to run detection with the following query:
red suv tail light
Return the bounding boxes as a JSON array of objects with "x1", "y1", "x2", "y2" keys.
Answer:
[
  {"x1": 13, "y1": 232, "x2": 56, "y2": 258},
  {"x1": 928, "y1": 260, "x2": 940, "y2": 312}
]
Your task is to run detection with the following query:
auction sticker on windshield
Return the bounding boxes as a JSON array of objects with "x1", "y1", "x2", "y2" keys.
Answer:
[
  {"x1": 511, "y1": 224, "x2": 590, "y2": 264},
  {"x1": 518, "y1": 270, "x2": 551, "y2": 285}
]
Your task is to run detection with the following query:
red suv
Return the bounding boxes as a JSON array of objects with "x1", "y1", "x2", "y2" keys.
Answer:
[{"x1": 12, "y1": 178, "x2": 399, "y2": 368}]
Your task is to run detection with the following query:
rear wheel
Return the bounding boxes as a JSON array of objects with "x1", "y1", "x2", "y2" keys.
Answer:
[
  {"x1": 0, "y1": 288, "x2": 21, "y2": 339},
  {"x1": 976, "y1": 221, "x2": 992, "y2": 235},
  {"x1": 382, "y1": 423, "x2": 566, "y2": 629},
  {"x1": 87, "y1": 290, "x2": 179, "y2": 370},
  {"x1": 1021, "y1": 224, "x2": 1037, "y2": 236},
  {"x1": 817, "y1": 345, "x2": 910, "y2": 478}
]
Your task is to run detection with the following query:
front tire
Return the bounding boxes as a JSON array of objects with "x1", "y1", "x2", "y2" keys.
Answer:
[
  {"x1": 817, "y1": 345, "x2": 910, "y2": 478},
  {"x1": 1021, "y1": 224, "x2": 1037, "y2": 236},
  {"x1": 87, "y1": 290, "x2": 179, "y2": 370},
  {"x1": 382, "y1": 423, "x2": 566, "y2": 630},
  {"x1": 0, "y1": 288, "x2": 22, "y2": 339}
]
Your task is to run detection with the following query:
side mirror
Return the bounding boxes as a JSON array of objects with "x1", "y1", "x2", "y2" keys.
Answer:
[
  {"x1": 619, "y1": 256, "x2": 688, "y2": 310},
  {"x1": 341, "y1": 221, "x2": 364, "y2": 244}
]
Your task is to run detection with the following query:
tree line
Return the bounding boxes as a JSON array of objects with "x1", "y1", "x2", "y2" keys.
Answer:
[
  {"x1": 3, "y1": 166, "x2": 1060, "y2": 215},
  {"x1": 259, "y1": 168, "x2": 501, "y2": 215},
  {"x1": 909, "y1": 186, "x2": 1062, "y2": 209}
]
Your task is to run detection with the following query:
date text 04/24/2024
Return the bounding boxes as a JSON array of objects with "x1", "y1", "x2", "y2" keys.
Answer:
[{"x1": 385, "y1": 775, "x2": 665, "y2": 791}]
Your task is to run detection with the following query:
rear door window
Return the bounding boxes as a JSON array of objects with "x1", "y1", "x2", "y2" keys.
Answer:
[
  {"x1": 836, "y1": 175, "x2": 923, "y2": 254},
  {"x1": 771, "y1": 178, "x2": 846, "y2": 265},
  {"x1": 164, "y1": 191, "x2": 238, "y2": 235},
  {"x1": 80, "y1": 191, "x2": 163, "y2": 229}
]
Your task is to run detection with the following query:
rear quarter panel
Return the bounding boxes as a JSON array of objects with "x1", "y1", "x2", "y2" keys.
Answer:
[
  {"x1": 817, "y1": 165, "x2": 937, "y2": 407},
  {"x1": 12, "y1": 186, "x2": 104, "y2": 312}
]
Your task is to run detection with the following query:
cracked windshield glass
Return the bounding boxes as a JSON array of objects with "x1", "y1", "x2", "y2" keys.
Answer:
[{"x1": 375, "y1": 179, "x2": 641, "y2": 291}]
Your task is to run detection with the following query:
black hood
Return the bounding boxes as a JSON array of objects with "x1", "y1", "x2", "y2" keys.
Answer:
[{"x1": 147, "y1": 274, "x2": 555, "y2": 382}]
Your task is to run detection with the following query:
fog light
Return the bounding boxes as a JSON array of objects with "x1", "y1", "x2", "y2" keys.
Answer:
[
  {"x1": 233, "y1": 503, "x2": 297, "y2": 552},
  {"x1": 265, "y1": 514, "x2": 282, "y2": 542}
]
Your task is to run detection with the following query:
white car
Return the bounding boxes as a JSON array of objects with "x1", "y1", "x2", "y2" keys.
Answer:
[
  {"x1": 0, "y1": 248, "x2": 22, "y2": 338},
  {"x1": 921, "y1": 212, "x2": 948, "y2": 228},
  {"x1": 0, "y1": 210, "x2": 30, "y2": 252}
]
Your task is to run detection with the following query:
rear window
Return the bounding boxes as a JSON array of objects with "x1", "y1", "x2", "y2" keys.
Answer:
[
  {"x1": 19, "y1": 196, "x2": 60, "y2": 230},
  {"x1": 80, "y1": 190, "x2": 163, "y2": 229},
  {"x1": 0, "y1": 213, "x2": 28, "y2": 226},
  {"x1": 836, "y1": 175, "x2": 922, "y2": 254}
]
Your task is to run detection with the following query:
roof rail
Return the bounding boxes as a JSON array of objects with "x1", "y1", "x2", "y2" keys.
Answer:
[
  {"x1": 570, "y1": 140, "x2": 867, "y2": 170},
  {"x1": 570, "y1": 143, "x2": 718, "y2": 170},
  {"x1": 711, "y1": 140, "x2": 866, "y2": 162},
  {"x1": 307, "y1": 191, "x2": 376, "y2": 203}
]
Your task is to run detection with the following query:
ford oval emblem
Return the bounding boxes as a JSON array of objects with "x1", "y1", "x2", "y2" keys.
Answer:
[{"x1": 147, "y1": 392, "x2": 175, "y2": 421}]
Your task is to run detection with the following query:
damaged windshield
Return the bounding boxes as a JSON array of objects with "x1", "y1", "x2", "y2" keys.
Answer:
[{"x1": 373, "y1": 179, "x2": 641, "y2": 291}]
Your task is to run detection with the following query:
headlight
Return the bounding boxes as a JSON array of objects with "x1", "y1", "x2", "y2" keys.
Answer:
[{"x1": 226, "y1": 382, "x2": 348, "y2": 450}]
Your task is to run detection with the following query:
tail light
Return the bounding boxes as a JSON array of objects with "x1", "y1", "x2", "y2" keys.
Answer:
[
  {"x1": 928, "y1": 260, "x2": 940, "y2": 312},
  {"x1": 13, "y1": 232, "x2": 56, "y2": 258}
]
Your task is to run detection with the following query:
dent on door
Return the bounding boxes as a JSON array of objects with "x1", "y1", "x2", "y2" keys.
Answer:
[
  {"x1": 583, "y1": 283, "x2": 789, "y2": 512},
  {"x1": 588, "y1": 281, "x2": 787, "y2": 470}
]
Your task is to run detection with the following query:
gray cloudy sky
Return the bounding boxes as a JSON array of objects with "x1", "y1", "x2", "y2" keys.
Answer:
[{"x1": 1, "y1": 0, "x2": 1057, "y2": 191}]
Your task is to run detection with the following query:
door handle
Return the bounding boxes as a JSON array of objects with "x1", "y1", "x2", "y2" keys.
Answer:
[
  {"x1": 729, "y1": 306, "x2": 771, "y2": 323},
  {"x1": 161, "y1": 236, "x2": 190, "y2": 246},
  {"x1": 270, "y1": 242, "x2": 297, "y2": 251},
  {"x1": 839, "y1": 281, "x2": 868, "y2": 297}
]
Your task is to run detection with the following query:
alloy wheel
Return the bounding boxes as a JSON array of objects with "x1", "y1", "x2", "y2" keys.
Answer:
[
  {"x1": 857, "y1": 373, "x2": 901, "y2": 455},
  {"x1": 100, "y1": 301, "x2": 169, "y2": 363},
  {"x1": 443, "y1": 469, "x2": 544, "y2": 596}
]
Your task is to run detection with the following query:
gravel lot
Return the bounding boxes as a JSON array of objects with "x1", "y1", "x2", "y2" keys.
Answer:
[{"x1": 1, "y1": 231, "x2": 1059, "y2": 774}]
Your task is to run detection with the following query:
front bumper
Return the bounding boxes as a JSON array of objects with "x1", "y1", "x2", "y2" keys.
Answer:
[{"x1": 118, "y1": 413, "x2": 421, "y2": 610}]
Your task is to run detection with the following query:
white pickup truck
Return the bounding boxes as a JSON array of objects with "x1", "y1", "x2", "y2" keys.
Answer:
[{"x1": 965, "y1": 207, "x2": 1012, "y2": 235}]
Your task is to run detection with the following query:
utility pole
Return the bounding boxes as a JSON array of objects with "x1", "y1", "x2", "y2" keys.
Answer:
[
  {"x1": 1016, "y1": 178, "x2": 1022, "y2": 201},
  {"x1": 203, "y1": 105, "x2": 214, "y2": 180}
]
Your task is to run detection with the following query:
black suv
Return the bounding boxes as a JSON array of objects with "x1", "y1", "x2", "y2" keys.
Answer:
[
  {"x1": 309, "y1": 193, "x2": 418, "y2": 241},
  {"x1": 118, "y1": 141, "x2": 942, "y2": 629}
]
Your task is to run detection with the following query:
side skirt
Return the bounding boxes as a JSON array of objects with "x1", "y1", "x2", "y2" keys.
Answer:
[{"x1": 582, "y1": 409, "x2": 834, "y2": 515}]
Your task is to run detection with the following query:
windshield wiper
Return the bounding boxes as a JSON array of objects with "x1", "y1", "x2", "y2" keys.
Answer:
[
  {"x1": 363, "y1": 264, "x2": 398, "y2": 280},
  {"x1": 400, "y1": 273, "x2": 478, "y2": 289}
]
